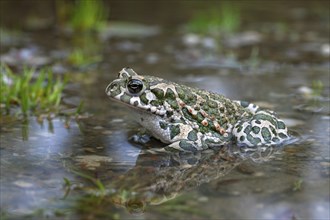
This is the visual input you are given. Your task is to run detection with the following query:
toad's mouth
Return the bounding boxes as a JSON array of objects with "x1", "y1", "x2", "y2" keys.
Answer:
[{"x1": 107, "y1": 96, "x2": 164, "y2": 116}]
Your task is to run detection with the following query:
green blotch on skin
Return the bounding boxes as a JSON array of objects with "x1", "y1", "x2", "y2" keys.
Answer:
[
  {"x1": 200, "y1": 93, "x2": 209, "y2": 102},
  {"x1": 159, "y1": 121, "x2": 168, "y2": 130},
  {"x1": 120, "y1": 93, "x2": 132, "y2": 103},
  {"x1": 252, "y1": 126, "x2": 260, "y2": 134},
  {"x1": 166, "y1": 111, "x2": 173, "y2": 117},
  {"x1": 207, "y1": 107, "x2": 218, "y2": 116},
  {"x1": 269, "y1": 125, "x2": 277, "y2": 135},
  {"x1": 247, "y1": 134, "x2": 261, "y2": 145},
  {"x1": 186, "y1": 93, "x2": 197, "y2": 105},
  {"x1": 170, "y1": 125, "x2": 180, "y2": 139},
  {"x1": 165, "y1": 88, "x2": 176, "y2": 99},
  {"x1": 278, "y1": 133, "x2": 288, "y2": 139},
  {"x1": 272, "y1": 137, "x2": 280, "y2": 143},
  {"x1": 182, "y1": 108, "x2": 194, "y2": 121},
  {"x1": 151, "y1": 88, "x2": 164, "y2": 99},
  {"x1": 187, "y1": 130, "x2": 198, "y2": 141},
  {"x1": 203, "y1": 105, "x2": 209, "y2": 111},
  {"x1": 179, "y1": 140, "x2": 197, "y2": 152},
  {"x1": 277, "y1": 121, "x2": 286, "y2": 129},
  {"x1": 254, "y1": 113, "x2": 277, "y2": 127},
  {"x1": 167, "y1": 99, "x2": 179, "y2": 110},
  {"x1": 176, "y1": 86, "x2": 186, "y2": 100},
  {"x1": 240, "y1": 101, "x2": 249, "y2": 108},
  {"x1": 196, "y1": 112, "x2": 204, "y2": 122},
  {"x1": 199, "y1": 126, "x2": 208, "y2": 134},
  {"x1": 218, "y1": 117, "x2": 227, "y2": 126},
  {"x1": 239, "y1": 135, "x2": 245, "y2": 142},
  {"x1": 187, "y1": 157, "x2": 198, "y2": 165},
  {"x1": 243, "y1": 125, "x2": 252, "y2": 135},
  {"x1": 207, "y1": 100, "x2": 217, "y2": 108},
  {"x1": 150, "y1": 100, "x2": 161, "y2": 107},
  {"x1": 109, "y1": 85, "x2": 122, "y2": 97},
  {"x1": 235, "y1": 124, "x2": 243, "y2": 133},
  {"x1": 140, "y1": 93, "x2": 148, "y2": 104},
  {"x1": 261, "y1": 127, "x2": 272, "y2": 142}
]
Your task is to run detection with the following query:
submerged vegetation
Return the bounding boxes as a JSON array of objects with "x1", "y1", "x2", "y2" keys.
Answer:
[{"x1": 0, "y1": 64, "x2": 66, "y2": 116}]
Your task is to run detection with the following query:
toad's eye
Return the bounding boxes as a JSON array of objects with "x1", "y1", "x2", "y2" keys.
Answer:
[{"x1": 127, "y1": 79, "x2": 143, "y2": 94}]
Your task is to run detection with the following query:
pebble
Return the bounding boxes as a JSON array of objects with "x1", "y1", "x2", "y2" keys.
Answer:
[
  {"x1": 182, "y1": 33, "x2": 201, "y2": 46},
  {"x1": 197, "y1": 196, "x2": 209, "y2": 202},
  {"x1": 102, "y1": 130, "x2": 112, "y2": 135},
  {"x1": 231, "y1": 191, "x2": 241, "y2": 196},
  {"x1": 253, "y1": 172, "x2": 265, "y2": 177},
  {"x1": 145, "y1": 53, "x2": 159, "y2": 64},
  {"x1": 202, "y1": 37, "x2": 217, "y2": 49},
  {"x1": 111, "y1": 118, "x2": 124, "y2": 123},
  {"x1": 313, "y1": 156, "x2": 323, "y2": 160},
  {"x1": 321, "y1": 44, "x2": 330, "y2": 56},
  {"x1": 297, "y1": 86, "x2": 313, "y2": 96},
  {"x1": 13, "y1": 180, "x2": 33, "y2": 188},
  {"x1": 320, "y1": 162, "x2": 330, "y2": 168}
]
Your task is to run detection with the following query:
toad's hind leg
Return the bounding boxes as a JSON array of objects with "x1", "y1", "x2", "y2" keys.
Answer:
[{"x1": 232, "y1": 110, "x2": 289, "y2": 148}]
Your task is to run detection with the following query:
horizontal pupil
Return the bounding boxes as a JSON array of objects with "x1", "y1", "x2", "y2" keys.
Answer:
[{"x1": 127, "y1": 79, "x2": 143, "y2": 94}]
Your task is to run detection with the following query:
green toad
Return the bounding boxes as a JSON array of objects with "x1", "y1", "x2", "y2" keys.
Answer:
[{"x1": 105, "y1": 67, "x2": 290, "y2": 152}]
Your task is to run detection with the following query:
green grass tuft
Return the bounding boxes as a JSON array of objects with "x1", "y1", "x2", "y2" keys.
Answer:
[{"x1": 0, "y1": 64, "x2": 66, "y2": 116}]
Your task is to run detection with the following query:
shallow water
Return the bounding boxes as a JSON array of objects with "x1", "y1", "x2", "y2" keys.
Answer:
[{"x1": 1, "y1": 1, "x2": 329, "y2": 219}]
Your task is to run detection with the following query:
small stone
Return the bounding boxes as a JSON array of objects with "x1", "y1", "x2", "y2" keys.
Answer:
[
  {"x1": 321, "y1": 44, "x2": 330, "y2": 56},
  {"x1": 145, "y1": 53, "x2": 159, "y2": 64},
  {"x1": 320, "y1": 162, "x2": 330, "y2": 168},
  {"x1": 111, "y1": 119, "x2": 124, "y2": 123},
  {"x1": 253, "y1": 172, "x2": 265, "y2": 177},
  {"x1": 182, "y1": 33, "x2": 201, "y2": 46},
  {"x1": 14, "y1": 181, "x2": 33, "y2": 188},
  {"x1": 197, "y1": 196, "x2": 209, "y2": 202},
  {"x1": 297, "y1": 86, "x2": 313, "y2": 96},
  {"x1": 202, "y1": 37, "x2": 217, "y2": 49},
  {"x1": 102, "y1": 130, "x2": 113, "y2": 135},
  {"x1": 93, "y1": 126, "x2": 103, "y2": 130},
  {"x1": 231, "y1": 191, "x2": 241, "y2": 196},
  {"x1": 314, "y1": 156, "x2": 323, "y2": 160}
]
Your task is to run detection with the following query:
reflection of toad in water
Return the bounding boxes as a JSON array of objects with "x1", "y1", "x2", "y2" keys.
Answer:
[{"x1": 104, "y1": 145, "x2": 282, "y2": 214}]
